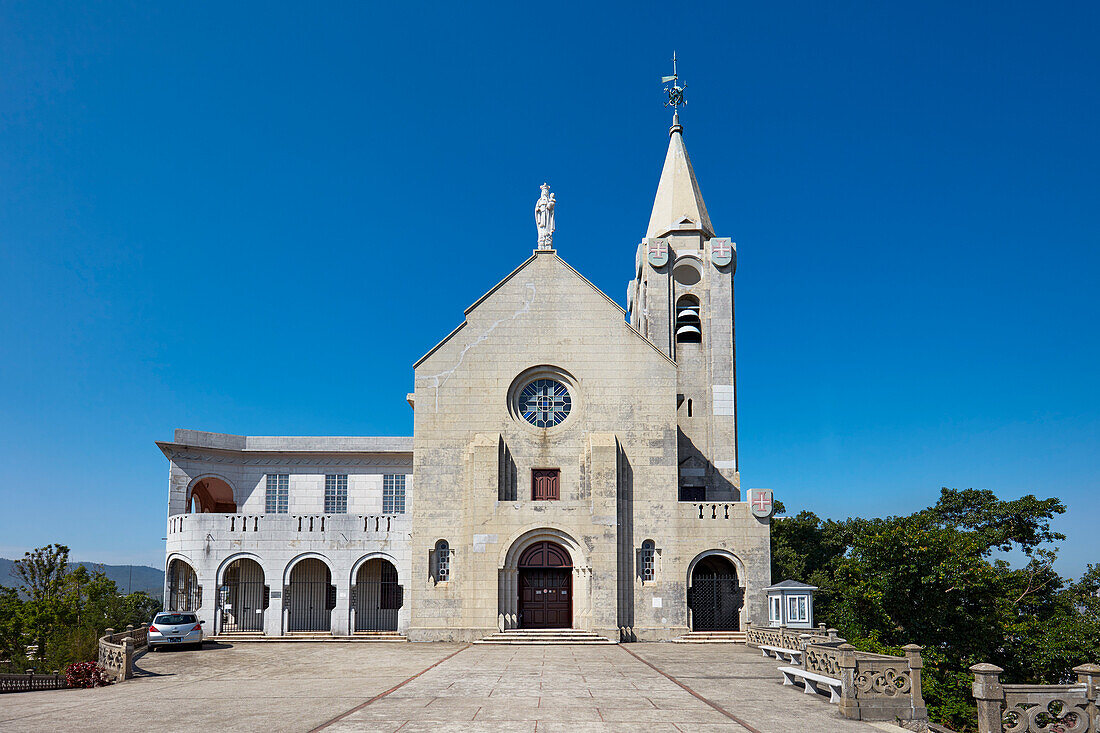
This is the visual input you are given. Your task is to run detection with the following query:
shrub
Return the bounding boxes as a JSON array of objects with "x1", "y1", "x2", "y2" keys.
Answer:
[{"x1": 65, "y1": 661, "x2": 111, "y2": 688}]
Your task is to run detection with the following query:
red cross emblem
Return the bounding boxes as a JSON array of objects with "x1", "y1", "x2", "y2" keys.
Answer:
[
  {"x1": 749, "y1": 489, "x2": 773, "y2": 518},
  {"x1": 711, "y1": 239, "x2": 733, "y2": 266},
  {"x1": 647, "y1": 239, "x2": 669, "y2": 267}
]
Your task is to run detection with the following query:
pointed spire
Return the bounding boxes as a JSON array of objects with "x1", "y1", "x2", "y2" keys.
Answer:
[{"x1": 645, "y1": 113, "x2": 714, "y2": 240}]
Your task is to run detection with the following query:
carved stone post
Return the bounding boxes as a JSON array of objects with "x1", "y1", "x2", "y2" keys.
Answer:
[
  {"x1": 903, "y1": 644, "x2": 928, "y2": 720},
  {"x1": 970, "y1": 663, "x2": 1004, "y2": 733},
  {"x1": 121, "y1": 637, "x2": 135, "y2": 681},
  {"x1": 1073, "y1": 663, "x2": 1100, "y2": 731},
  {"x1": 838, "y1": 643, "x2": 859, "y2": 719}
]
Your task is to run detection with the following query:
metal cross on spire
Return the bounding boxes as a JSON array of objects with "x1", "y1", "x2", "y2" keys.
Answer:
[{"x1": 662, "y1": 51, "x2": 686, "y2": 110}]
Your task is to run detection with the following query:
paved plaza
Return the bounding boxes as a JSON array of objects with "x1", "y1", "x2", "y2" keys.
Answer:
[{"x1": 0, "y1": 643, "x2": 907, "y2": 732}]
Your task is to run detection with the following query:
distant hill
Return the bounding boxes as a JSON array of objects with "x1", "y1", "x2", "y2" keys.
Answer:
[{"x1": 0, "y1": 558, "x2": 163, "y2": 598}]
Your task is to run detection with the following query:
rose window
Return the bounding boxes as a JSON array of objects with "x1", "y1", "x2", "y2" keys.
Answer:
[{"x1": 518, "y1": 379, "x2": 572, "y2": 428}]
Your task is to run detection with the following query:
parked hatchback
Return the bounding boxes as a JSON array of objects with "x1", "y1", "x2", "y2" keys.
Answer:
[{"x1": 149, "y1": 612, "x2": 204, "y2": 650}]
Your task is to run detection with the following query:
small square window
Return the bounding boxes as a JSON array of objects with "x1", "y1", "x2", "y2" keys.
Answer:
[{"x1": 532, "y1": 469, "x2": 560, "y2": 500}]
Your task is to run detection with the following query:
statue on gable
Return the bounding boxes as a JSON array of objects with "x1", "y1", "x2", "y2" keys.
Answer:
[{"x1": 535, "y1": 182, "x2": 556, "y2": 249}]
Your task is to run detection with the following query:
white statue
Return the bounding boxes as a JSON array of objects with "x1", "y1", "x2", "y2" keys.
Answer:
[{"x1": 535, "y1": 182, "x2": 555, "y2": 249}]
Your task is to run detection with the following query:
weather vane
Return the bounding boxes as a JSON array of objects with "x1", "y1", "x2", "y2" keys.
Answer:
[{"x1": 662, "y1": 51, "x2": 686, "y2": 110}]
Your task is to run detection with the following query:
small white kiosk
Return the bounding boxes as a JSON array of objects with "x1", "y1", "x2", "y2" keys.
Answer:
[{"x1": 765, "y1": 580, "x2": 817, "y2": 628}]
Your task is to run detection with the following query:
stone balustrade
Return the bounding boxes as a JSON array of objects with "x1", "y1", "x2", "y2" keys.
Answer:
[
  {"x1": 837, "y1": 643, "x2": 927, "y2": 722},
  {"x1": 0, "y1": 670, "x2": 67, "y2": 693},
  {"x1": 687, "y1": 502, "x2": 742, "y2": 520},
  {"x1": 972, "y1": 661, "x2": 1100, "y2": 733},
  {"x1": 748, "y1": 623, "x2": 927, "y2": 722},
  {"x1": 745, "y1": 622, "x2": 837, "y2": 651},
  {"x1": 167, "y1": 512, "x2": 406, "y2": 538},
  {"x1": 97, "y1": 625, "x2": 149, "y2": 682}
]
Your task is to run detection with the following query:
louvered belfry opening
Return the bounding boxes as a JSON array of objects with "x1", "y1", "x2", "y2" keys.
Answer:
[
  {"x1": 353, "y1": 558, "x2": 402, "y2": 632},
  {"x1": 285, "y1": 558, "x2": 334, "y2": 632},
  {"x1": 675, "y1": 295, "x2": 702, "y2": 343},
  {"x1": 517, "y1": 541, "x2": 572, "y2": 629}
]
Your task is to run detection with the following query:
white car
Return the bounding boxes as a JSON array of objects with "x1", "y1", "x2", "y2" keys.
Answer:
[{"x1": 148, "y1": 612, "x2": 204, "y2": 650}]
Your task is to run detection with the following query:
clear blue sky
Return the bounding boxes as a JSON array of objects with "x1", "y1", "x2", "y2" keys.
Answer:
[{"x1": 1, "y1": 2, "x2": 1096, "y2": 576}]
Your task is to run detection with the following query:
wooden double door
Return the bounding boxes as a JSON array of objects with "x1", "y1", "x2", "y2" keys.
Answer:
[
  {"x1": 517, "y1": 541, "x2": 572, "y2": 628},
  {"x1": 519, "y1": 568, "x2": 572, "y2": 628}
]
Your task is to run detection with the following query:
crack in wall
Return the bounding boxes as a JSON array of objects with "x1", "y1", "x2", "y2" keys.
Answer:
[{"x1": 418, "y1": 283, "x2": 537, "y2": 411}]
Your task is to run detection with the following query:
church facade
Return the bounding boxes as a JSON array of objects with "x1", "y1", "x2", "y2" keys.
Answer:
[{"x1": 159, "y1": 114, "x2": 773, "y2": 642}]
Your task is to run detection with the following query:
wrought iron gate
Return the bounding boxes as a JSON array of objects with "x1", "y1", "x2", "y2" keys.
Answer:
[
  {"x1": 688, "y1": 575, "x2": 743, "y2": 631},
  {"x1": 219, "y1": 580, "x2": 268, "y2": 632},
  {"x1": 168, "y1": 561, "x2": 202, "y2": 612},
  {"x1": 286, "y1": 559, "x2": 335, "y2": 632},
  {"x1": 353, "y1": 561, "x2": 402, "y2": 632}
]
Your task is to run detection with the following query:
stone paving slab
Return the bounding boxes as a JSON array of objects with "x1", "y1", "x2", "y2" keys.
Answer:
[{"x1": 0, "y1": 642, "x2": 906, "y2": 733}]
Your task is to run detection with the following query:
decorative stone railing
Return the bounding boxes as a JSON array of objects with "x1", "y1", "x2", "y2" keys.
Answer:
[
  {"x1": 97, "y1": 625, "x2": 149, "y2": 682},
  {"x1": 0, "y1": 670, "x2": 67, "y2": 693},
  {"x1": 745, "y1": 622, "x2": 838, "y2": 651},
  {"x1": 691, "y1": 503, "x2": 740, "y2": 520},
  {"x1": 750, "y1": 622, "x2": 927, "y2": 723},
  {"x1": 972, "y1": 662, "x2": 1099, "y2": 733},
  {"x1": 837, "y1": 644, "x2": 927, "y2": 722},
  {"x1": 167, "y1": 513, "x2": 406, "y2": 538}
]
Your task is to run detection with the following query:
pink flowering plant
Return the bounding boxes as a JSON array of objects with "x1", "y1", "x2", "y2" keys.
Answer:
[{"x1": 65, "y1": 661, "x2": 111, "y2": 688}]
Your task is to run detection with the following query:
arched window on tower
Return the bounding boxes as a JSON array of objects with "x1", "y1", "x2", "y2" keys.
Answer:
[
  {"x1": 640, "y1": 540, "x2": 657, "y2": 582},
  {"x1": 676, "y1": 295, "x2": 702, "y2": 343},
  {"x1": 432, "y1": 540, "x2": 451, "y2": 583}
]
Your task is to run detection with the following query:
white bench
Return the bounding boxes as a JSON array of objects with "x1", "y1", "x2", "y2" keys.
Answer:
[
  {"x1": 760, "y1": 644, "x2": 802, "y2": 664},
  {"x1": 778, "y1": 665, "x2": 842, "y2": 703}
]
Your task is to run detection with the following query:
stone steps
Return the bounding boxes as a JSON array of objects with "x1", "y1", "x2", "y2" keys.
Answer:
[
  {"x1": 475, "y1": 629, "x2": 616, "y2": 645},
  {"x1": 671, "y1": 631, "x2": 747, "y2": 644},
  {"x1": 210, "y1": 632, "x2": 407, "y2": 643}
]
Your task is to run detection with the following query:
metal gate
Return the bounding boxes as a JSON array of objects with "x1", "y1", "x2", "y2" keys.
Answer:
[
  {"x1": 219, "y1": 559, "x2": 267, "y2": 633},
  {"x1": 353, "y1": 559, "x2": 402, "y2": 632},
  {"x1": 286, "y1": 559, "x2": 334, "y2": 632},
  {"x1": 168, "y1": 560, "x2": 202, "y2": 612},
  {"x1": 688, "y1": 575, "x2": 743, "y2": 631}
]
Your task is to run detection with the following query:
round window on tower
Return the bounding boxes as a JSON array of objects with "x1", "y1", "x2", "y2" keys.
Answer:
[{"x1": 508, "y1": 367, "x2": 579, "y2": 430}]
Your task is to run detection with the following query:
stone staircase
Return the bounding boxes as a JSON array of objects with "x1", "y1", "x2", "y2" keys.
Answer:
[
  {"x1": 670, "y1": 631, "x2": 746, "y2": 644},
  {"x1": 475, "y1": 629, "x2": 616, "y2": 645},
  {"x1": 210, "y1": 631, "x2": 407, "y2": 642}
]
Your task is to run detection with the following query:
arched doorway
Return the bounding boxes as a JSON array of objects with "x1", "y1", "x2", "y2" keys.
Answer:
[
  {"x1": 688, "y1": 554, "x2": 744, "y2": 631},
  {"x1": 189, "y1": 476, "x2": 237, "y2": 513},
  {"x1": 286, "y1": 558, "x2": 334, "y2": 632},
  {"x1": 352, "y1": 558, "x2": 401, "y2": 632},
  {"x1": 518, "y1": 541, "x2": 572, "y2": 628},
  {"x1": 167, "y1": 558, "x2": 201, "y2": 611},
  {"x1": 219, "y1": 558, "x2": 267, "y2": 633}
]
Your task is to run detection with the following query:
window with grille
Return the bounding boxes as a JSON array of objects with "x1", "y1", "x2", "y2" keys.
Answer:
[
  {"x1": 532, "y1": 469, "x2": 560, "y2": 500},
  {"x1": 434, "y1": 540, "x2": 451, "y2": 582},
  {"x1": 383, "y1": 474, "x2": 406, "y2": 514},
  {"x1": 640, "y1": 540, "x2": 656, "y2": 582},
  {"x1": 265, "y1": 474, "x2": 288, "y2": 514},
  {"x1": 787, "y1": 594, "x2": 809, "y2": 623},
  {"x1": 324, "y1": 474, "x2": 347, "y2": 513}
]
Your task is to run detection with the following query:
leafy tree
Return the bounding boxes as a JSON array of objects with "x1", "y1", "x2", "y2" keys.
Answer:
[
  {"x1": 772, "y1": 489, "x2": 1098, "y2": 732},
  {"x1": 2, "y1": 545, "x2": 163, "y2": 673}
]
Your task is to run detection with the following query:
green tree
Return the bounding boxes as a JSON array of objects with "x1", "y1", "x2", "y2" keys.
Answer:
[{"x1": 771, "y1": 489, "x2": 1098, "y2": 732}]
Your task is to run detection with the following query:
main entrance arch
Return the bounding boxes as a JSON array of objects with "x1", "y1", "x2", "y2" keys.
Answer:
[
  {"x1": 688, "y1": 553, "x2": 744, "y2": 631},
  {"x1": 517, "y1": 541, "x2": 572, "y2": 628}
]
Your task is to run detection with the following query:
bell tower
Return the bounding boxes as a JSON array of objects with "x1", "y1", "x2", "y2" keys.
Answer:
[{"x1": 627, "y1": 97, "x2": 739, "y2": 501}]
